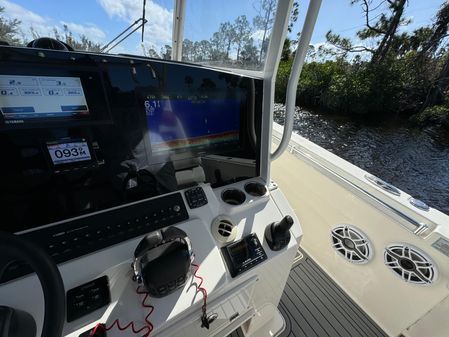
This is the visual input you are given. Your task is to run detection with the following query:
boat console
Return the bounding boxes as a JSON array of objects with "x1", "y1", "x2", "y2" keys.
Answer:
[{"x1": 0, "y1": 46, "x2": 302, "y2": 337}]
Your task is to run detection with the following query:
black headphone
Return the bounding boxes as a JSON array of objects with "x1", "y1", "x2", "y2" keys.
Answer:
[{"x1": 132, "y1": 226, "x2": 193, "y2": 297}]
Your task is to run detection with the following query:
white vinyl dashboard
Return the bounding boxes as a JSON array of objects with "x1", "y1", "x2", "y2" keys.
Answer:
[{"x1": 0, "y1": 179, "x2": 302, "y2": 337}]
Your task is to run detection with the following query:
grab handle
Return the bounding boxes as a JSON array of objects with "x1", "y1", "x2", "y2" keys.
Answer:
[{"x1": 271, "y1": 0, "x2": 322, "y2": 160}]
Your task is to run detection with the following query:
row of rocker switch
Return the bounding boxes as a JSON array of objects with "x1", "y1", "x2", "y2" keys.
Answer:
[
  {"x1": 1, "y1": 192, "x2": 189, "y2": 284},
  {"x1": 46, "y1": 204, "x2": 185, "y2": 261}
]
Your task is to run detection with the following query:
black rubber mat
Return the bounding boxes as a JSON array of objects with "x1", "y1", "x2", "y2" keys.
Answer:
[
  {"x1": 228, "y1": 327, "x2": 245, "y2": 337},
  {"x1": 278, "y1": 252, "x2": 388, "y2": 337}
]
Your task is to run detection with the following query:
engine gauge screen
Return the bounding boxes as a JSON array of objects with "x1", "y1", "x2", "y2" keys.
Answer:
[
  {"x1": 47, "y1": 139, "x2": 91, "y2": 165},
  {"x1": 0, "y1": 75, "x2": 89, "y2": 121}
]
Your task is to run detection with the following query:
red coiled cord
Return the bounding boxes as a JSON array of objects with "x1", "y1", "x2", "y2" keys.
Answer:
[
  {"x1": 89, "y1": 286, "x2": 154, "y2": 337},
  {"x1": 191, "y1": 262, "x2": 208, "y2": 313},
  {"x1": 89, "y1": 264, "x2": 207, "y2": 336}
]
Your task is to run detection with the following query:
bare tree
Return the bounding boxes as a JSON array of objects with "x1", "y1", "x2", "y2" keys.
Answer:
[
  {"x1": 52, "y1": 25, "x2": 101, "y2": 52},
  {"x1": 221, "y1": 22, "x2": 236, "y2": 58},
  {"x1": 210, "y1": 31, "x2": 227, "y2": 60},
  {"x1": 325, "y1": 0, "x2": 409, "y2": 64},
  {"x1": 0, "y1": 6, "x2": 21, "y2": 45},
  {"x1": 240, "y1": 38, "x2": 259, "y2": 66},
  {"x1": 418, "y1": 1, "x2": 449, "y2": 58},
  {"x1": 191, "y1": 40, "x2": 213, "y2": 61},
  {"x1": 233, "y1": 15, "x2": 251, "y2": 60},
  {"x1": 182, "y1": 39, "x2": 194, "y2": 61},
  {"x1": 253, "y1": 0, "x2": 277, "y2": 62},
  {"x1": 160, "y1": 44, "x2": 172, "y2": 59},
  {"x1": 369, "y1": 0, "x2": 407, "y2": 64},
  {"x1": 147, "y1": 47, "x2": 160, "y2": 58}
]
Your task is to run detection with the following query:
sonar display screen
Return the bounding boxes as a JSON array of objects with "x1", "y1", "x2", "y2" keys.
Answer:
[{"x1": 145, "y1": 96, "x2": 241, "y2": 153}]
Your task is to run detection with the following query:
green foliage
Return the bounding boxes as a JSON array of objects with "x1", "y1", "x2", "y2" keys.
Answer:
[
  {"x1": 325, "y1": 61, "x2": 402, "y2": 114},
  {"x1": 281, "y1": 38, "x2": 292, "y2": 61},
  {"x1": 273, "y1": 0, "x2": 449, "y2": 127},
  {"x1": 275, "y1": 52, "x2": 439, "y2": 117},
  {"x1": 410, "y1": 104, "x2": 449, "y2": 128},
  {"x1": 298, "y1": 61, "x2": 346, "y2": 107},
  {"x1": 275, "y1": 59, "x2": 292, "y2": 103}
]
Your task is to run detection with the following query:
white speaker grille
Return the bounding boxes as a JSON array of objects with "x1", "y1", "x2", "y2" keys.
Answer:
[
  {"x1": 331, "y1": 225, "x2": 373, "y2": 264},
  {"x1": 211, "y1": 215, "x2": 237, "y2": 243},
  {"x1": 217, "y1": 219, "x2": 234, "y2": 237},
  {"x1": 384, "y1": 244, "x2": 437, "y2": 285}
]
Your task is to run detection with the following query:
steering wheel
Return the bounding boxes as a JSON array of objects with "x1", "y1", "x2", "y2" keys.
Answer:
[{"x1": 0, "y1": 232, "x2": 65, "y2": 337}]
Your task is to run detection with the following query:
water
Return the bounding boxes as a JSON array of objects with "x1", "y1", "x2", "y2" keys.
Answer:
[{"x1": 273, "y1": 104, "x2": 449, "y2": 215}]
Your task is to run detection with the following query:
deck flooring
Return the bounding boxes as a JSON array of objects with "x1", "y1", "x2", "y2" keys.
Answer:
[{"x1": 229, "y1": 249, "x2": 388, "y2": 337}]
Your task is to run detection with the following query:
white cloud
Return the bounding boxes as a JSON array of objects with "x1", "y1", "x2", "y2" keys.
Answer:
[
  {"x1": 2, "y1": 0, "x2": 106, "y2": 44},
  {"x1": 2, "y1": 0, "x2": 47, "y2": 26},
  {"x1": 97, "y1": 0, "x2": 173, "y2": 50},
  {"x1": 2, "y1": 0, "x2": 52, "y2": 38},
  {"x1": 60, "y1": 21, "x2": 106, "y2": 41},
  {"x1": 1, "y1": 0, "x2": 170, "y2": 55},
  {"x1": 251, "y1": 29, "x2": 266, "y2": 41}
]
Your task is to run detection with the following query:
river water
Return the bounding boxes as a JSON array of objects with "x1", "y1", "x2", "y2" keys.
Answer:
[{"x1": 273, "y1": 104, "x2": 449, "y2": 215}]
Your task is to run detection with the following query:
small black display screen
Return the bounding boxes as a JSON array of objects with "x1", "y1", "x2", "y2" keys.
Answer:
[
  {"x1": 47, "y1": 139, "x2": 92, "y2": 165},
  {"x1": 228, "y1": 240, "x2": 250, "y2": 265}
]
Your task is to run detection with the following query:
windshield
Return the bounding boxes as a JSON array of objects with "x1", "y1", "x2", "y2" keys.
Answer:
[
  {"x1": 0, "y1": 0, "x2": 280, "y2": 71},
  {"x1": 0, "y1": 0, "x2": 174, "y2": 56},
  {"x1": 182, "y1": 0, "x2": 279, "y2": 71}
]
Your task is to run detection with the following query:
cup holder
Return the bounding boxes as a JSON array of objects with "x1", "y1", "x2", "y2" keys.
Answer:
[
  {"x1": 244, "y1": 182, "x2": 268, "y2": 197},
  {"x1": 222, "y1": 189, "x2": 246, "y2": 206}
]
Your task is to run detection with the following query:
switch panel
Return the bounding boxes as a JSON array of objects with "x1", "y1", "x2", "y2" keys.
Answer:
[
  {"x1": 1, "y1": 192, "x2": 189, "y2": 284},
  {"x1": 67, "y1": 276, "x2": 110, "y2": 322},
  {"x1": 184, "y1": 186, "x2": 208, "y2": 209}
]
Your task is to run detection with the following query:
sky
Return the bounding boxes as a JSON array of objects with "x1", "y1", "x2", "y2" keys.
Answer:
[{"x1": 0, "y1": 0, "x2": 445, "y2": 57}]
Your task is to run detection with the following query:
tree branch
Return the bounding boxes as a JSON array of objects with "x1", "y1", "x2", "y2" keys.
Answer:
[{"x1": 361, "y1": 0, "x2": 386, "y2": 34}]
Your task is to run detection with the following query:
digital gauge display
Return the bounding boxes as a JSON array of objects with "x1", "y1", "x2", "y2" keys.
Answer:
[
  {"x1": 47, "y1": 139, "x2": 91, "y2": 165},
  {"x1": 0, "y1": 75, "x2": 89, "y2": 122}
]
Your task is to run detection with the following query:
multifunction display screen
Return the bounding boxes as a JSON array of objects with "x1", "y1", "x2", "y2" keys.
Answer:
[
  {"x1": 0, "y1": 75, "x2": 89, "y2": 121},
  {"x1": 145, "y1": 95, "x2": 240, "y2": 153},
  {"x1": 47, "y1": 140, "x2": 92, "y2": 165}
]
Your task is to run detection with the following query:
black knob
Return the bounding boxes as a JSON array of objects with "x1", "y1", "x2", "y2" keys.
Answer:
[
  {"x1": 264, "y1": 215, "x2": 294, "y2": 251},
  {"x1": 275, "y1": 215, "x2": 294, "y2": 233},
  {"x1": 249, "y1": 237, "x2": 259, "y2": 247}
]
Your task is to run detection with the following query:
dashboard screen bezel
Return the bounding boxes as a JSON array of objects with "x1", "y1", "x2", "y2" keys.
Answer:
[
  {"x1": 0, "y1": 65, "x2": 111, "y2": 130},
  {"x1": 43, "y1": 137, "x2": 98, "y2": 173}
]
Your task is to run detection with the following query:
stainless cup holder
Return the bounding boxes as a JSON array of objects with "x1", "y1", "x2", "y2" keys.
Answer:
[{"x1": 221, "y1": 188, "x2": 246, "y2": 206}]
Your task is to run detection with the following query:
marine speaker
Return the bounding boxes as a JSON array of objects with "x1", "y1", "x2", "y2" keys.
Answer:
[
  {"x1": 384, "y1": 244, "x2": 437, "y2": 285},
  {"x1": 211, "y1": 215, "x2": 238, "y2": 243},
  {"x1": 331, "y1": 225, "x2": 373, "y2": 264}
]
